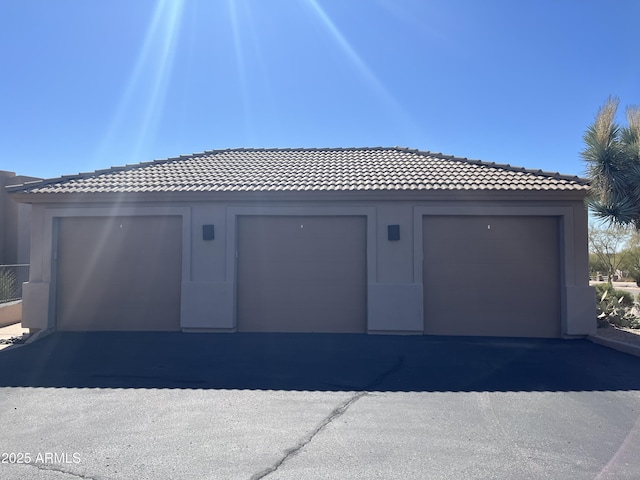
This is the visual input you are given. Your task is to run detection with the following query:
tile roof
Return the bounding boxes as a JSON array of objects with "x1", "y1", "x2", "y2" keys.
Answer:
[{"x1": 7, "y1": 147, "x2": 590, "y2": 194}]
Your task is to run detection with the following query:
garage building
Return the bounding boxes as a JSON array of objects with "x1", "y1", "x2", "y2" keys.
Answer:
[{"x1": 7, "y1": 147, "x2": 595, "y2": 337}]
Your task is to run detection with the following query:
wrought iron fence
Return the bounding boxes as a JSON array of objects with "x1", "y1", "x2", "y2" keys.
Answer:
[{"x1": 0, "y1": 264, "x2": 29, "y2": 303}]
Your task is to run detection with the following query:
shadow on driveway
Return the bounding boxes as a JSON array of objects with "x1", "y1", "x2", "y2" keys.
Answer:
[{"x1": 0, "y1": 332, "x2": 639, "y2": 392}]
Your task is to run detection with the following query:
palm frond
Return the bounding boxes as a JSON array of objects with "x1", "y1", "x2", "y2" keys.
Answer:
[
  {"x1": 587, "y1": 157, "x2": 635, "y2": 201},
  {"x1": 622, "y1": 105, "x2": 640, "y2": 161},
  {"x1": 583, "y1": 98, "x2": 640, "y2": 228},
  {"x1": 581, "y1": 97, "x2": 620, "y2": 164},
  {"x1": 626, "y1": 105, "x2": 640, "y2": 134},
  {"x1": 587, "y1": 195, "x2": 639, "y2": 226}
]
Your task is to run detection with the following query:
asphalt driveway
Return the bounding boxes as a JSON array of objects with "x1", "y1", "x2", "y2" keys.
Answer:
[{"x1": 0, "y1": 333, "x2": 639, "y2": 479}]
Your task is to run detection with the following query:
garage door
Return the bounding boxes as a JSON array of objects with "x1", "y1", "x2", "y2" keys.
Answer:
[
  {"x1": 56, "y1": 216, "x2": 182, "y2": 331},
  {"x1": 237, "y1": 216, "x2": 367, "y2": 333},
  {"x1": 423, "y1": 216, "x2": 560, "y2": 338}
]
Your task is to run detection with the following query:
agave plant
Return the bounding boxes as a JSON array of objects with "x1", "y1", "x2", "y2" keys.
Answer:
[{"x1": 595, "y1": 284, "x2": 640, "y2": 329}]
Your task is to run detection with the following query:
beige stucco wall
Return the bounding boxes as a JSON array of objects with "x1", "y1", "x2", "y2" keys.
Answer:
[
  {"x1": 0, "y1": 172, "x2": 15, "y2": 264},
  {"x1": 0, "y1": 300, "x2": 22, "y2": 327},
  {"x1": 1, "y1": 171, "x2": 39, "y2": 265},
  {"x1": 16, "y1": 192, "x2": 595, "y2": 336}
]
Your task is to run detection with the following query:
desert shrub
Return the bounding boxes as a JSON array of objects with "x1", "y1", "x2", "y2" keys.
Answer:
[
  {"x1": 595, "y1": 284, "x2": 640, "y2": 329},
  {"x1": 594, "y1": 283, "x2": 634, "y2": 306}
]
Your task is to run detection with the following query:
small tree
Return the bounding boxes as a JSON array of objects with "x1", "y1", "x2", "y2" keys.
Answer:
[
  {"x1": 588, "y1": 223, "x2": 632, "y2": 282},
  {"x1": 619, "y1": 231, "x2": 640, "y2": 284},
  {"x1": 589, "y1": 253, "x2": 607, "y2": 276}
]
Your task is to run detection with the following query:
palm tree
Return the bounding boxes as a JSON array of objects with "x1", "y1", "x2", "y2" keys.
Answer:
[{"x1": 582, "y1": 97, "x2": 640, "y2": 227}]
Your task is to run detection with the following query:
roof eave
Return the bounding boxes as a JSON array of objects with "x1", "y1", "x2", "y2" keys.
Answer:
[{"x1": 8, "y1": 187, "x2": 591, "y2": 205}]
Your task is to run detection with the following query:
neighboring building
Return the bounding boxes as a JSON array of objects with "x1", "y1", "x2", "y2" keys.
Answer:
[
  {"x1": 0, "y1": 170, "x2": 40, "y2": 265},
  {"x1": 6, "y1": 147, "x2": 595, "y2": 337}
]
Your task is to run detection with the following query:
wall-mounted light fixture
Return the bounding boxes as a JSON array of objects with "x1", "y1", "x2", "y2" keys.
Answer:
[
  {"x1": 388, "y1": 224, "x2": 400, "y2": 241},
  {"x1": 202, "y1": 224, "x2": 215, "y2": 241}
]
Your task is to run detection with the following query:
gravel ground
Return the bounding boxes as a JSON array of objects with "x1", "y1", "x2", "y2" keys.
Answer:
[
  {"x1": 595, "y1": 325, "x2": 640, "y2": 347},
  {"x1": 590, "y1": 282, "x2": 640, "y2": 347}
]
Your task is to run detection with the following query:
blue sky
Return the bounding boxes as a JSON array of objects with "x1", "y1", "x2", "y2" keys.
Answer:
[{"x1": 1, "y1": 0, "x2": 638, "y2": 179}]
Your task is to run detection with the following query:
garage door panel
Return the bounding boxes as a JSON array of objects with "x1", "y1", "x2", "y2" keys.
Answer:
[
  {"x1": 430, "y1": 291, "x2": 556, "y2": 315},
  {"x1": 243, "y1": 280, "x2": 364, "y2": 300},
  {"x1": 240, "y1": 296, "x2": 364, "y2": 316},
  {"x1": 70, "y1": 304, "x2": 178, "y2": 331},
  {"x1": 56, "y1": 216, "x2": 182, "y2": 331},
  {"x1": 237, "y1": 216, "x2": 367, "y2": 333},
  {"x1": 428, "y1": 216, "x2": 554, "y2": 237},
  {"x1": 427, "y1": 237, "x2": 551, "y2": 265},
  {"x1": 424, "y1": 317, "x2": 521, "y2": 338},
  {"x1": 425, "y1": 263, "x2": 553, "y2": 289},
  {"x1": 239, "y1": 260, "x2": 364, "y2": 285},
  {"x1": 240, "y1": 282, "x2": 363, "y2": 308},
  {"x1": 426, "y1": 276, "x2": 555, "y2": 309},
  {"x1": 423, "y1": 215, "x2": 560, "y2": 338},
  {"x1": 238, "y1": 217, "x2": 365, "y2": 263},
  {"x1": 238, "y1": 307, "x2": 364, "y2": 333}
]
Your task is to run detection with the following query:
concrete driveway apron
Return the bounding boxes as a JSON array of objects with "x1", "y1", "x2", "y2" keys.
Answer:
[{"x1": 0, "y1": 333, "x2": 639, "y2": 479}]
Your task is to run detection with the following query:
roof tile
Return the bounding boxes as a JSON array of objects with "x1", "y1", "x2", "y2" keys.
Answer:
[{"x1": 7, "y1": 147, "x2": 590, "y2": 194}]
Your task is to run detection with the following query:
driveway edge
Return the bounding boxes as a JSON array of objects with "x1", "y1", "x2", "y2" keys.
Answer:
[
  {"x1": 25, "y1": 328, "x2": 54, "y2": 344},
  {"x1": 588, "y1": 334, "x2": 640, "y2": 358}
]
